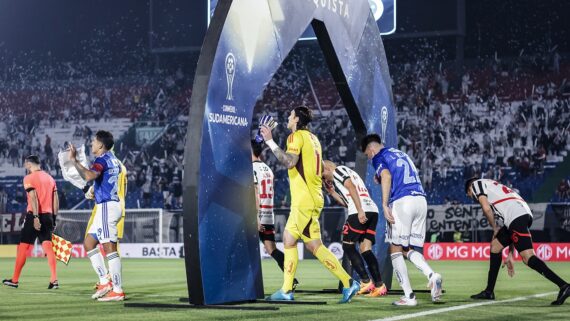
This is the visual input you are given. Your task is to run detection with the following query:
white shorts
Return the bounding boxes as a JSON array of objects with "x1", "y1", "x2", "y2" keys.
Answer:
[
  {"x1": 88, "y1": 201, "x2": 122, "y2": 243},
  {"x1": 385, "y1": 195, "x2": 427, "y2": 248}
]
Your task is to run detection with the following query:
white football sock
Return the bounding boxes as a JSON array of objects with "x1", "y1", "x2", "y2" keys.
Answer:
[
  {"x1": 407, "y1": 249, "x2": 435, "y2": 280},
  {"x1": 391, "y1": 252, "x2": 413, "y2": 297},
  {"x1": 107, "y1": 252, "x2": 123, "y2": 292},
  {"x1": 87, "y1": 248, "x2": 109, "y2": 284}
]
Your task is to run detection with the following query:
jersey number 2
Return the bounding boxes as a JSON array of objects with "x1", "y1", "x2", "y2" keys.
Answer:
[
  {"x1": 493, "y1": 181, "x2": 512, "y2": 194},
  {"x1": 396, "y1": 158, "x2": 419, "y2": 184}
]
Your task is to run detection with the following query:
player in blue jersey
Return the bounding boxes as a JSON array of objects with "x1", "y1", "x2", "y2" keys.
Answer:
[
  {"x1": 361, "y1": 134, "x2": 442, "y2": 306},
  {"x1": 69, "y1": 131, "x2": 125, "y2": 301}
]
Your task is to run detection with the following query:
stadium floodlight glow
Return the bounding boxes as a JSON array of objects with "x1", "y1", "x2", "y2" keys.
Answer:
[{"x1": 185, "y1": 0, "x2": 397, "y2": 305}]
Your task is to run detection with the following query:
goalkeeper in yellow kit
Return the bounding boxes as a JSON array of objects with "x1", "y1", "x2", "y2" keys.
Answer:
[{"x1": 260, "y1": 106, "x2": 359, "y2": 303}]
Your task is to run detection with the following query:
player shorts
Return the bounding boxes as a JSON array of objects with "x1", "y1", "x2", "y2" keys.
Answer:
[
  {"x1": 259, "y1": 224, "x2": 276, "y2": 242},
  {"x1": 285, "y1": 207, "x2": 322, "y2": 243},
  {"x1": 87, "y1": 201, "x2": 122, "y2": 243},
  {"x1": 20, "y1": 213, "x2": 54, "y2": 244},
  {"x1": 385, "y1": 195, "x2": 427, "y2": 248},
  {"x1": 495, "y1": 214, "x2": 533, "y2": 253},
  {"x1": 342, "y1": 212, "x2": 379, "y2": 244}
]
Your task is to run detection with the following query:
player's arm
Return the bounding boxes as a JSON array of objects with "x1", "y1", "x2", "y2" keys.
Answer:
[
  {"x1": 324, "y1": 182, "x2": 347, "y2": 207},
  {"x1": 253, "y1": 173, "x2": 264, "y2": 232},
  {"x1": 254, "y1": 184, "x2": 264, "y2": 232},
  {"x1": 28, "y1": 189, "x2": 41, "y2": 231},
  {"x1": 502, "y1": 243, "x2": 516, "y2": 277},
  {"x1": 379, "y1": 169, "x2": 395, "y2": 224},
  {"x1": 254, "y1": 184, "x2": 260, "y2": 211},
  {"x1": 84, "y1": 185, "x2": 95, "y2": 199},
  {"x1": 253, "y1": 172, "x2": 260, "y2": 211},
  {"x1": 122, "y1": 170, "x2": 128, "y2": 200},
  {"x1": 52, "y1": 189, "x2": 59, "y2": 228},
  {"x1": 344, "y1": 179, "x2": 367, "y2": 224},
  {"x1": 259, "y1": 126, "x2": 299, "y2": 169},
  {"x1": 69, "y1": 143, "x2": 101, "y2": 182},
  {"x1": 477, "y1": 195, "x2": 497, "y2": 232},
  {"x1": 269, "y1": 145, "x2": 299, "y2": 169}
]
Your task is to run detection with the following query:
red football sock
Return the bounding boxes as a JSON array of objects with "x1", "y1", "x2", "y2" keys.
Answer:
[
  {"x1": 42, "y1": 241, "x2": 58, "y2": 283},
  {"x1": 12, "y1": 243, "x2": 32, "y2": 283}
]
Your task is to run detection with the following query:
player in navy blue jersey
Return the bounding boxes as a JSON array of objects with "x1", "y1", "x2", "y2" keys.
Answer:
[
  {"x1": 69, "y1": 130, "x2": 125, "y2": 301},
  {"x1": 361, "y1": 134, "x2": 442, "y2": 306}
]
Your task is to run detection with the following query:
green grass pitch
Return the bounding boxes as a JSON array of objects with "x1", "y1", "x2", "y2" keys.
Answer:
[{"x1": 1, "y1": 258, "x2": 569, "y2": 320}]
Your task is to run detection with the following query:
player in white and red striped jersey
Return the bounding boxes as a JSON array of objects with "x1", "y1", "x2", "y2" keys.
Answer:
[
  {"x1": 466, "y1": 177, "x2": 569, "y2": 305},
  {"x1": 322, "y1": 160, "x2": 387, "y2": 298},
  {"x1": 251, "y1": 140, "x2": 298, "y2": 289}
]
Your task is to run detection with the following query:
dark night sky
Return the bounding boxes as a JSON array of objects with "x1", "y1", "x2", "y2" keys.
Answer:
[{"x1": 0, "y1": 0, "x2": 567, "y2": 61}]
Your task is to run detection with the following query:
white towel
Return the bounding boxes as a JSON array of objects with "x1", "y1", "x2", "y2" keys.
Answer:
[{"x1": 58, "y1": 145, "x2": 90, "y2": 189}]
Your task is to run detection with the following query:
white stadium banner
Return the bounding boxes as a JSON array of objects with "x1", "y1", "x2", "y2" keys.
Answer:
[
  {"x1": 119, "y1": 243, "x2": 184, "y2": 259},
  {"x1": 426, "y1": 203, "x2": 547, "y2": 233}
]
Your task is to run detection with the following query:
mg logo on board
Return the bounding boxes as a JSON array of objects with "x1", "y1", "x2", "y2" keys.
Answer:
[
  {"x1": 428, "y1": 244, "x2": 443, "y2": 260},
  {"x1": 536, "y1": 244, "x2": 553, "y2": 261}
]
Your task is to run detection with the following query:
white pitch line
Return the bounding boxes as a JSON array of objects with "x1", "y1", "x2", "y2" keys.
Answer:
[{"x1": 371, "y1": 292, "x2": 557, "y2": 321}]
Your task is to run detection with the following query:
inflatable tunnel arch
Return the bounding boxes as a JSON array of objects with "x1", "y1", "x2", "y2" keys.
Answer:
[{"x1": 183, "y1": 0, "x2": 397, "y2": 305}]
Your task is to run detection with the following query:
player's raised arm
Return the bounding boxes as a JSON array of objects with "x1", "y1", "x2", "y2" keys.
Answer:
[
  {"x1": 69, "y1": 143, "x2": 101, "y2": 182},
  {"x1": 260, "y1": 125, "x2": 299, "y2": 169}
]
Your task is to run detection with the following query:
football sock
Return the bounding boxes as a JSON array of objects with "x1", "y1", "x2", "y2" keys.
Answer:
[
  {"x1": 87, "y1": 248, "x2": 109, "y2": 284},
  {"x1": 391, "y1": 252, "x2": 413, "y2": 297},
  {"x1": 343, "y1": 243, "x2": 369, "y2": 283},
  {"x1": 270, "y1": 249, "x2": 285, "y2": 271},
  {"x1": 281, "y1": 246, "x2": 298, "y2": 292},
  {"x1": 341, "y1": 252, "x2": 353, "y2": 276},
  {"x1": 485, "y1": 252, "x2": 502, "y2": 293},
  {"x1": 361, "y1": 250, "x2": 383, "y2": 287},
  {"x1": 407, "y1": 249, "x2": 434, "y2": 280},
  {"x1": 107, "y1": 252, "x2": 122, "y2": 292},
  {"x1": 12, "y1": 243, "x2": 31, "y2": 283},
  {"x1": 315, "y1": 244, "x2": 351, "y2": 288},
  {"x1": 527, "y1": 255, "x2": 567, "y2": 288},
  {"x1": 41, "y1": 241, "x2": 57, "y2": 283}
]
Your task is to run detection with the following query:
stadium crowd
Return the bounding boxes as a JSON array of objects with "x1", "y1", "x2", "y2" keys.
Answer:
[{"x1": 0, "y1": 39, "x2": 569, "y2": 211}]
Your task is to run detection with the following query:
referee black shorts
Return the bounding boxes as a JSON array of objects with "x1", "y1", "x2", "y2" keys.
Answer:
[
  {"x1": 20, "y1": 213, "x2": 54, "y2": 244},
  {"x1": 495, "y1": 214, "x2": 533, "y2": 253}
]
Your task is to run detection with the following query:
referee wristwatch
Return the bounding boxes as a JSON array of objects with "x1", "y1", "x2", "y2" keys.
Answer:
[{"x1": 33, "y1": 214, "x2": 39, "y2": 219}]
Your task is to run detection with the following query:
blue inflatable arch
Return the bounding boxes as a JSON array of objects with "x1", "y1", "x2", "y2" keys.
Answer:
[{"x1": 183, "y1": 0, "x2": 397, "y2": 305}]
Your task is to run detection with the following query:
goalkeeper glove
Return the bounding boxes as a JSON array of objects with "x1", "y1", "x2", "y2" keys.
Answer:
[{"x1": 255, "y1": 115, "x2": 278, "y2": 142}]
